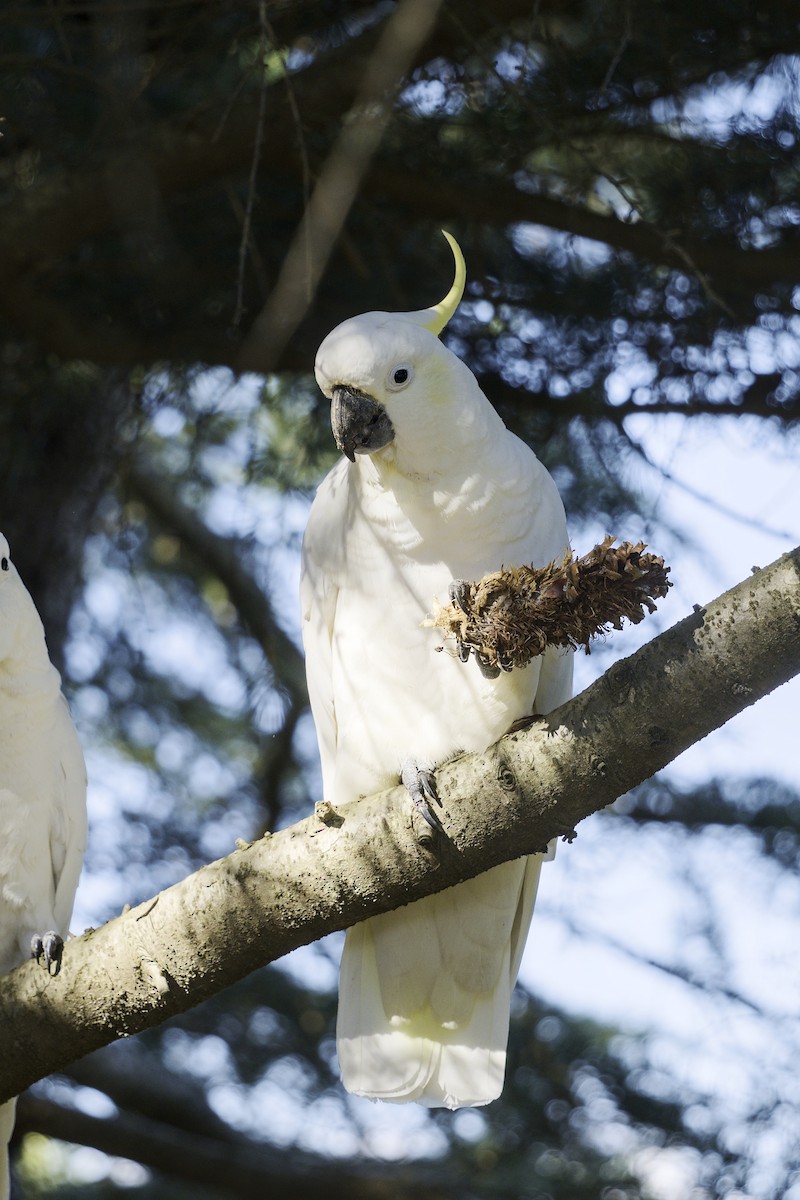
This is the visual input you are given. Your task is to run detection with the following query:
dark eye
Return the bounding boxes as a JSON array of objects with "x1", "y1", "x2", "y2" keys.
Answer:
[
  {"x1": 1, "y1": 558, "x2": 8, "y2": 571},
  {"x1": 386, "y1": 363, "x2": 414, "y2": 391}
]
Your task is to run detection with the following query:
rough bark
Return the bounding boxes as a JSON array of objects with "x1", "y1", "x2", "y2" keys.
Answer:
[{"x1": 0, "y1": 547, "x2": 798, "y2": 1103}]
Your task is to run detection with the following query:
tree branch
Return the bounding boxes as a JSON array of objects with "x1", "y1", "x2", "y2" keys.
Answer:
[
  {"x1": 126, "y1": 458, "x2": 310, "y2": 828},
  {"x1": 236, "y1": 0, "x2": 448, "y2": 371},
  {"x1": 14, "y1": 1094, "x2": 441, "y2": 1200},
  {"x1": 125, "y1": 459, "x2": 307, "y2": 699},
  {"x1": 0, "y1": 548, "x2": 798, "y2": 1102},
  {"x1": 365, "y1": 166, "x2": 795, "y2": 307},
  {"x1": 480, "y1": 375, "x2": 800, "y2": 427}
]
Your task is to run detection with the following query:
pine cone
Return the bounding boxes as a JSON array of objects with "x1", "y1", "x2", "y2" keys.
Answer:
[{"x1": 428, "y1": 537, "x2": 672, "y2": 671}]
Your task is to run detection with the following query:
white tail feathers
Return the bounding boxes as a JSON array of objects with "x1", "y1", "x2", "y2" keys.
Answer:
[{"x1": 337, "y1": 853, "x2": 549, "y2": 1108}]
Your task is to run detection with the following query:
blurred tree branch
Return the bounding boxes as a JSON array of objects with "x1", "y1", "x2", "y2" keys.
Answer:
[
  {"x1": 363, "y1": 168, "x2": 793, "y2": 313},
  {"x1": 0, "y1": 547, "x2": 798, "y2": 1103},
  {"x1": 236, "y1": 0, "x2": 448, "y2": 371},
  {"x1": 14, "y1": 1093, "x2": 445, "y2": 1200},
  {"x1": 63, "y1": 1044, "x2": 245, "y2": 1142},
  {"x1": 126, "y1": 459, "x2": 306, "y2": 698},
  {"x1": 126, "y1": 458, "x2": 308, "y2": 830},
  {"x1": 126, "y1": 457, "x2": 309, "y2": 828},
  {"x1": 481, "y1": 375, "x2": 799, "y2": 425}
]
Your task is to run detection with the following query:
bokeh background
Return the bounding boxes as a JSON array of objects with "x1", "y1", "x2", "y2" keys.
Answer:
[{"x1": 1, "y1": 2, "x2": 799, "y2": 1197}]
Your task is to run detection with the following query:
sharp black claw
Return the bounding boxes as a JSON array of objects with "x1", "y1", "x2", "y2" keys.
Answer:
[
  {"x1": 31, "y1": 931, "x2": 64, "y2": 976},
  {"x1": 416, "y1": 798, "x2": 441, "y2": 831},
  {"x1": 506, "y1": 713, "x2": 544, "y2": 734},
  {"x1": 418, "y1": 768, "x2": 438, "y2": 805},
  {"x1": 448, "y1": 579, "x2": 471, "y2": 614}
]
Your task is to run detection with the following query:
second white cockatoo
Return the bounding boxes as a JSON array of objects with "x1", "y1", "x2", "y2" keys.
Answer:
[
  {"x1": 0, "y1": 532, "x2": 87, "y2": 1197},
  {"x1": 301, "y1": 233, "x2": 572, "y2": 1109}
]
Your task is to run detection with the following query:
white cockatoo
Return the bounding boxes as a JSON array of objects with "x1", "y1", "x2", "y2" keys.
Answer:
[
  {"x1": 0, "y1": 532, "x2": 87, "y2": 1197},
  {"x1": 301, "y1": 233, "x2": 572, "y2": 1109}
]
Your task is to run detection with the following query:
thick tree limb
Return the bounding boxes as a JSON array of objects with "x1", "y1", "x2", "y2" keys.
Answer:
[{"x1": 0, "y1": 548, "x2": 798, "y2": 1102}]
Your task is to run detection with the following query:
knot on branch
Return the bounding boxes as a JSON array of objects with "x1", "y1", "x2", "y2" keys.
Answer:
[{"x1": 428, "y1": 537, "x2": 672, "y2": 671}]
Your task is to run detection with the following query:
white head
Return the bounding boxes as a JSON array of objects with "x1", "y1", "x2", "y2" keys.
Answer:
[{"x1": 314, "y1": 233, "x2": 495, "y2": 478}]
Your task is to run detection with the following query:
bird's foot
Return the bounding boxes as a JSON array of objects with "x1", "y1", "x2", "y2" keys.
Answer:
[
  {"x1": 401, "y1": 759, "x2": 442, "y2": 831},
  {"x1": 31, "y1": 931, "x2": 64, "y2": 976},
  {"x1": 448, "y1": 580, "x2": 503, "y2": 676}
]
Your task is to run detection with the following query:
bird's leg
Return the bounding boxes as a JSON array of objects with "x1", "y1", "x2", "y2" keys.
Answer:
[
  {"x1": 31, "y1": 931, "x2": 64, "y2": 976},
  {"x1": 401, "y1": 759, "x2": 442, "y2": 831}
]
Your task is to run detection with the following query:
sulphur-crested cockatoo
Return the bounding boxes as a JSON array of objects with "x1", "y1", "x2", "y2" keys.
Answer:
[
  {"x1": 301, "y1": 233, "x2": 572, "y2": 1109},
  {"x1": 0, "y1": 532, "x2": 87, "y2": 1196}
]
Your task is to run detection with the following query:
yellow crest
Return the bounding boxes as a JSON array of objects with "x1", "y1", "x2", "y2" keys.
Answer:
[{"x1": 414, "y1": 231, "x2": 466, "y2": 336}]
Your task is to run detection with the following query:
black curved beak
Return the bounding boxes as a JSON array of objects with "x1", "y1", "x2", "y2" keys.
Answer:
[{"x1": 331, "y1": 386, "x2": 395, "y2": 462}]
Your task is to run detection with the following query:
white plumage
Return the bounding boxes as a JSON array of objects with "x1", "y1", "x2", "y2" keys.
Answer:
[
  {"x1": 0, "y1": 532, "x2": 87, "y2": 1196},
  {"x1": 301, "y1": 236, "x2": 571, "y2": 1108}
]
